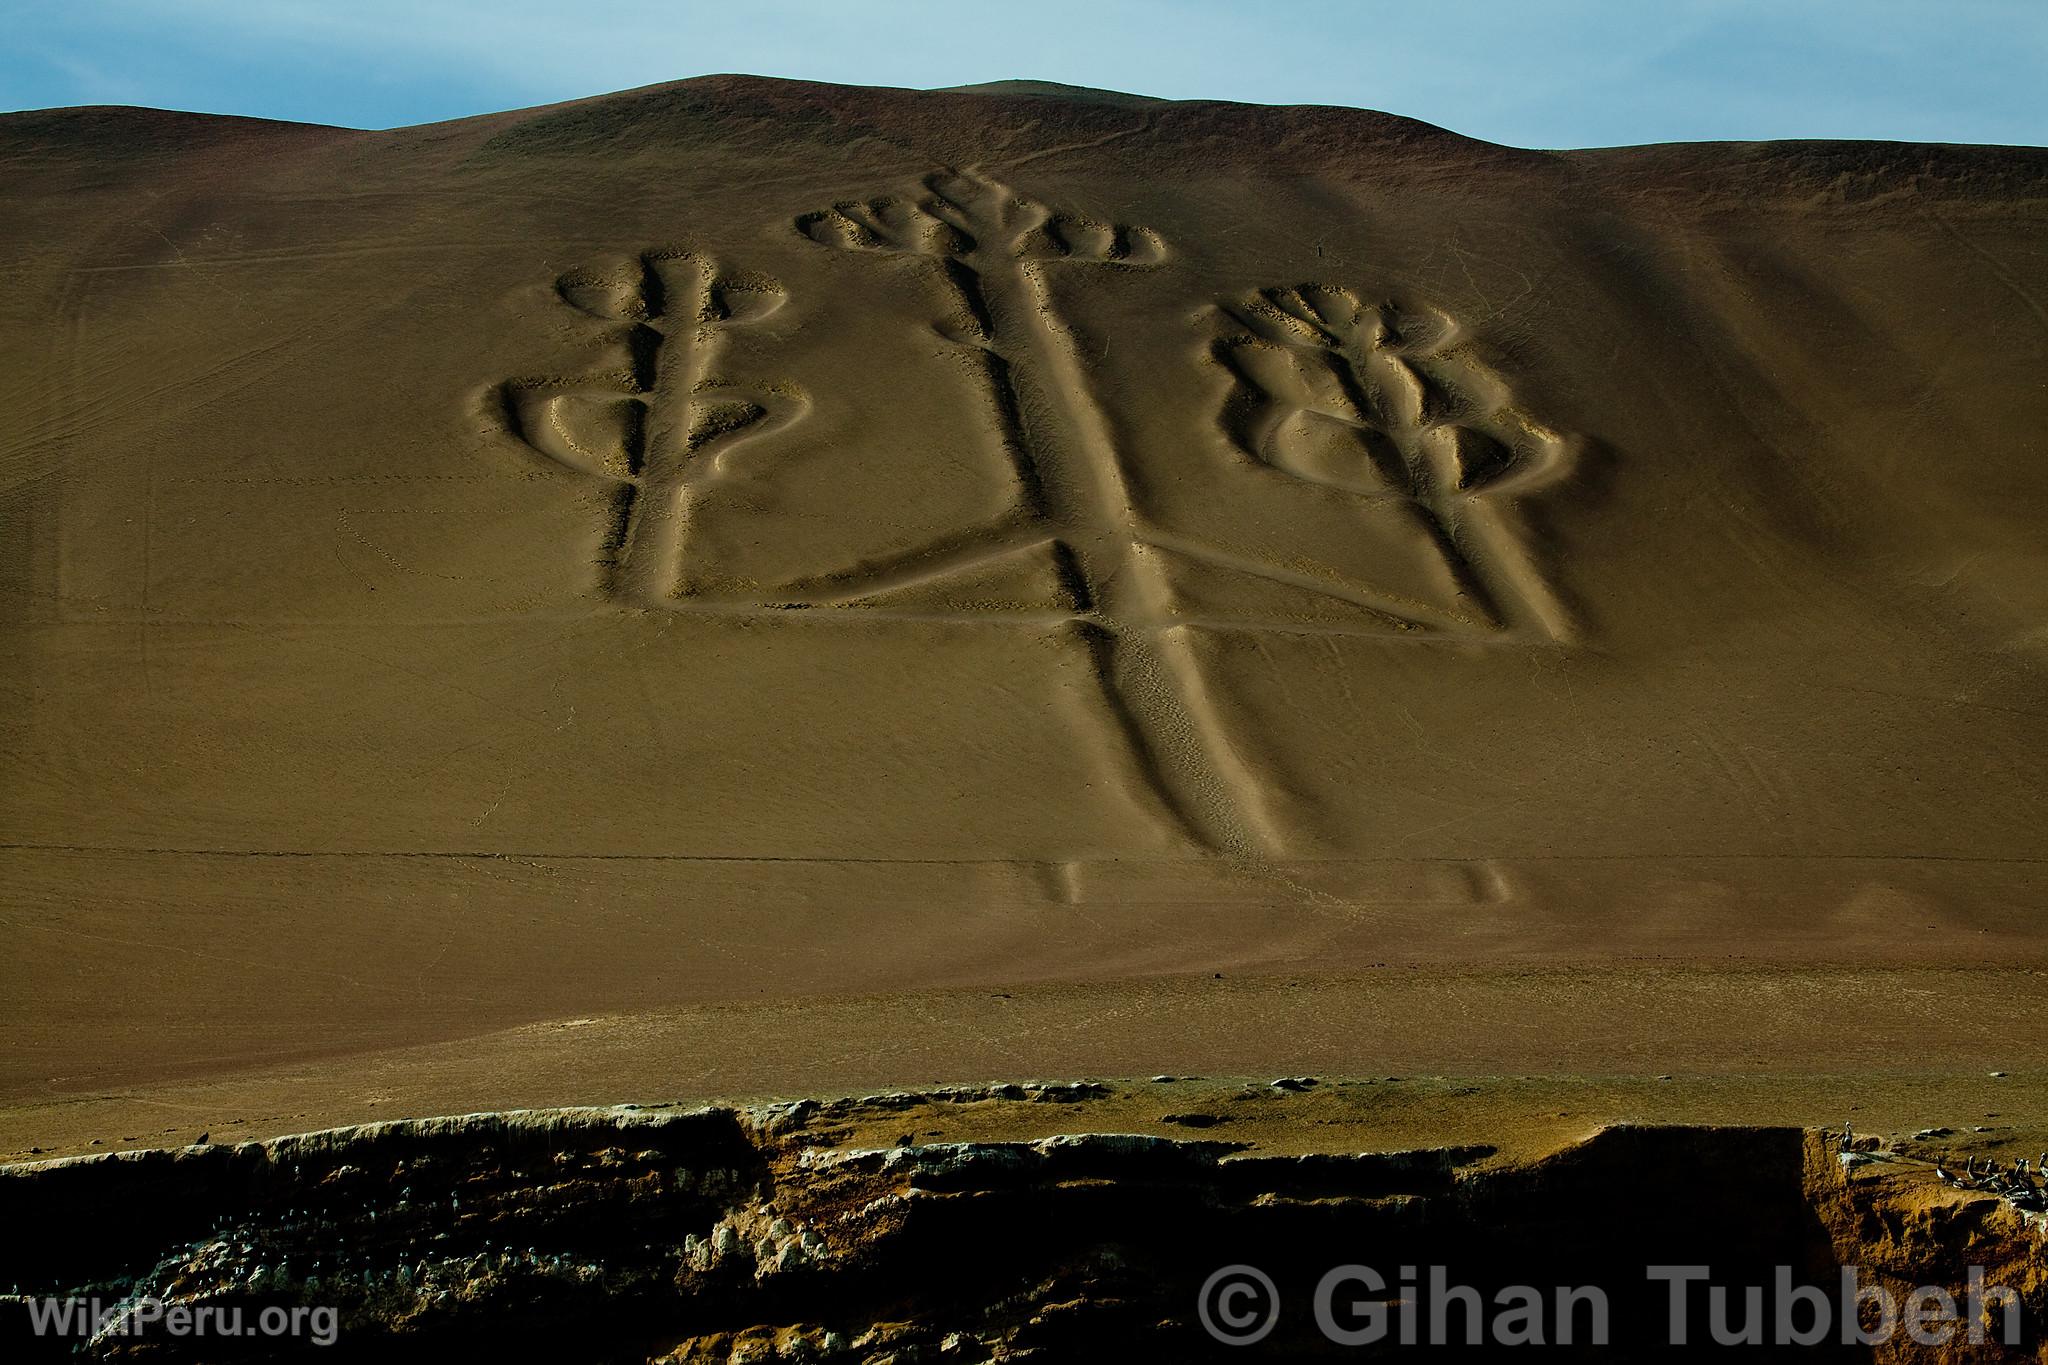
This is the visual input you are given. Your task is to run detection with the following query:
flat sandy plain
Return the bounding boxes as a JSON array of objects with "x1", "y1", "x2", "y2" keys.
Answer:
[{"x1": 2, "y1": 78, "x2": 2045, "y2": 1160}]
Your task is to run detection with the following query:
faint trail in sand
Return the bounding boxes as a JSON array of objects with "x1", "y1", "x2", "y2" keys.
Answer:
[
  {"x1": 992, "y1": 114, "x2": 1155, "y2": 171},
  {"x1": 1919, "y1": 205, "x2": 2048, "y2": 332}
]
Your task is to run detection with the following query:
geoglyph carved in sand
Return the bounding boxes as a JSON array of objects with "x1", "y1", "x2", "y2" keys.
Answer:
[
  {"x1": 495, "y1": 172, "x2": 1578, "y2": 854},
  {"x1": 1212, "y1": 285, "x2": 1577, "y2": 641},
  {"x1": 790, "y1": 168, "x2": 1291, "y2": 854},
  {"x1": 498, "y1": 248, "x2": 807, "y2": 608}
]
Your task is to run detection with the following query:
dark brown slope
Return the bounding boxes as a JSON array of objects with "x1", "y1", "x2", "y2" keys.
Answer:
[{"x1": 1, "y1": 77, "x2": 2045, "y2": 1158}]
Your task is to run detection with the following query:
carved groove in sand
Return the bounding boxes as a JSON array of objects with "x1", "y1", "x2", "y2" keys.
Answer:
[
  {"x1": 498, "y1": 249, "x2": 806, "y2": 608},
  {"x1": 786, "y1": 169, "x2": 1164, "y2": 602},
  {"x1": 797, "y1": 169, "x2": 1271, "y2": 854},
  {"x1": 492, "y1": 178, "x2": 1579, "y2": 856},
  {"x1": 1212, "y1": 285, "x2": 1576, "y2": 640}
]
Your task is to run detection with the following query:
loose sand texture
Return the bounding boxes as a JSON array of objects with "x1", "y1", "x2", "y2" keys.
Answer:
[{"x1": 1, "y1": 78, "x2": 2045, "y2": 1158}]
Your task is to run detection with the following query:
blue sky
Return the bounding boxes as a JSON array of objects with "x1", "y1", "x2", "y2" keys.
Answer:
[{"x1": 4, "y1": 0, "x2": 2045, "y2": 147}]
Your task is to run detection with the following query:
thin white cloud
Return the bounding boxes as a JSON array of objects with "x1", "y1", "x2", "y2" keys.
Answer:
[{"x1": 20, "y1": 43, "x2": 153, "y2": 106}]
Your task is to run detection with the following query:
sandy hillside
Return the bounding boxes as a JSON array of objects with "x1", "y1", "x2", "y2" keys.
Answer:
[{"x1": 1, "y1": 77, "x2": 2045, "y2": 1156}]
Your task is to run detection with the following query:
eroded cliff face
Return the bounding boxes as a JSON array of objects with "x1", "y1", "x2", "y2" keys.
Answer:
[{"x1": 2, "y1": 1088, "x2": 2041, "y2": 1362}]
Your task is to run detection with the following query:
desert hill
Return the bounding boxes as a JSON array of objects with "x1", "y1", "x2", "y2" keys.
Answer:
[{"x1": 2, "y1": 76, "x2": 2045, "y2": 1157}]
